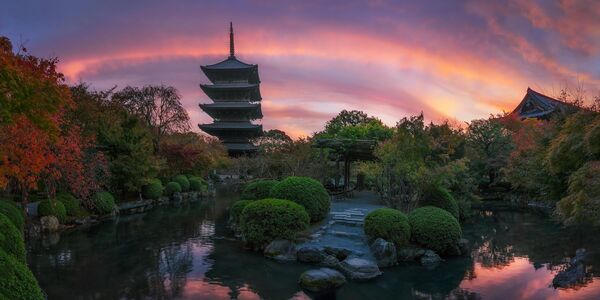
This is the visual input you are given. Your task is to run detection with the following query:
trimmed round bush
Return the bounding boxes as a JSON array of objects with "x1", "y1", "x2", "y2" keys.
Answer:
[
  {"x1": 174, "y1": 175, "x2": 190, "y2": 192},
  {"x1": 37, "y1": 199, "x2": 67, "y2": 223},
  {"x1": 408, "y1": 206, "x2": 462, "y2": 255},
  {"x1": 241, "y1": 179, "x2": 279, "y2": 200},
  {"x1": 142, "y1": 179, "x2": 163, "y2": 200},
  {"x1": 0, "y1": 200, "x2": 24, "y2": 232},
  {"x1": 270, "y1": 176, "x2": 330, "y2": 222},
  {"x1": 189, "y1": 177, "x2": 207, "y2": 192},
  {"x1": 240, "y1": 198, "x2": 310, "y2": 247},
  {"x1": 229, "y1": 200, "x2": 253, "y2": 226},
  {"x1": 165, "y1": 182, "x2": 182, "y2": 196},
  {"x1": 92, "y1": 191, "x2": 116, "y2": 215},
  {"x1": 0, "y1": 249, "x2": 44, "y2": 300},
  {"x1": 364, "y1": 208, "x2": 411, "y2": 247},
  {"x1": 56, "y1": 192, "x2": 81, "y2": 217},
  {"x1": 0, "y1": 214, "x2": 26, "y2": 262},
  {"x1": 419, "y1": 184, "x2": 459, "y2": 219}
]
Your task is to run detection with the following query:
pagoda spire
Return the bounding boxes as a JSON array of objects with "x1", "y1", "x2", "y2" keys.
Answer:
[{"x1": 229, "y1": 22, "x2": 235, "y2": 58}]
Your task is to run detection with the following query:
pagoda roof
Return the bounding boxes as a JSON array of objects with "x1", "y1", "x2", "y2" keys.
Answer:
[
  {"x1": 202, "y1": 56, "x2": 256, "y2": 70},
  {"x1": 200, "y1": 83, "x2": 262, "y2": 102},
  {"x1": 199, "y1": 122, "x2": 262, "y2": 138},
  {"x1": 200, "y1": 102, "x2": 262, "y2": 119},
  {"x1": 224, "y1": 143, "x2": 258, "y2": 152},
  {"x1": 510, "y1": 88, "x2": 578, "y2": 119}
]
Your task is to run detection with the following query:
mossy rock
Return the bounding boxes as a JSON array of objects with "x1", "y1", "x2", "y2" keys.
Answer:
[
  {"x1": 37, "y1": 200, "x2": 67, "y2": 223},
  {"x1": 241, "y1": 179, "x2": 279, "y2": 200},
  {"x1": 270, "y1": 176, "x2": 330, "y2": 222},
  {"x1": 0, "y1": 249, "x2": 44, "y2": 300},
  {"x1": 0, "y1": 200, "x2": 24, "y2": 232},
  {"x1": 408, "y1": 206, "x2": 462, "y2": 255},
  {"x1": 364, "y1": 208, "x2": 410, "y2": 247},
  {"x1": 174, "y1": 175, "x2": 190, "y2": 192},
  {"x1": 0, "y1": 213, "x2": 26, "y2": 263}
]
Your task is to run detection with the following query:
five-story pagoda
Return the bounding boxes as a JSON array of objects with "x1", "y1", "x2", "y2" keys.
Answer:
[{"x1": 199, "y1": 22, "x2": 262, "y2": 155}]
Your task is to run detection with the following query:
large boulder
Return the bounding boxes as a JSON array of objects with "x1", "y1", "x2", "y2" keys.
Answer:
[
  {"x1": 339, "y1": 257, "x2": 382, "y2": 281},
  {"x1": 420, "y1": 250, "x2": 442, "y2": 267},
  {"x1": 297, "y1": 246, "x2": 325, "y2": 264},
  {"x1": 323, "y1": 246, "x2": 352, "y2": 261},
  {"x1": 320, "y1": 254, "x2": 341, "y2": 268},
  {"x1": 553, "y1": 249, "x2": 590, "y2": 288},
  {"x1": 299, "y1": 268, "x2": 346, "y2": 293},
  {"x1": 397, "y1": 246, "x2": 426, "y2": 262},
  {"x1": 264, "y1": 240, "x2": 296, "y2": 262},
  {"x1": 370, "y1": 238, "x2": 397, "y2": 268},
  {"x1": 40, "y1": 215, "x2": 60, "y2": 232}
]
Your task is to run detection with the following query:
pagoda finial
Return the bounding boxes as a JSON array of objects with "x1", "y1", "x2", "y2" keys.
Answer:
[{"x1": 229, "y1": 22, "x2": 235, "y2": 58}]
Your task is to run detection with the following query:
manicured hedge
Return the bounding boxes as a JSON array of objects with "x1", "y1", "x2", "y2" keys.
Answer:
[
  {"x1": 0, "y1": 200, "x2": 24, "y2": 232},
  {"x1": 0, "y1": 213, "x2": 26, "y2": 262},
  {"x1": 165, "y1": 182, "x2": 182, "y2": 196},
  {"x1": 408, "y1": 206, "x2": 461, "y2": 255},
  {"x1": 364, "y1": 208, "x2": 411, "y2": 247},
  {"x1": 419, "y1": 184, "x2": 459, "y2": 219},
  {"x1": 189, "y1": 177, "x2": 207, "y2": 192},
  {"x1": 38, "y1": 199, "x2": 67, "y2": 223},
  {"x1": 142, "y1": 179, "x2": 163, "y2": 200},
  {"x1": 230, "y1": 200, "x2": 253, "y2": 226},
  {"x1": 270, "y1": 176, "x2": 330, "y2": 222},
  {"x1": 56, "y1": 192, "x2": 81, "y2": 217},
  {"x1": 240, "y1": 198, "x2": 309, "y2": 247},
  {"x1": 241, "y1": 179, "x2": 279, "y2": 200},
  {"x1": 92, "y1": 191, "x2": 116, "y2": 215},
  {"x1": 174, "y1": 175, "x2": 190, "y2": 192},
  {"x1": 0, "y1": 249, "x2": 44, "y2": 300}
]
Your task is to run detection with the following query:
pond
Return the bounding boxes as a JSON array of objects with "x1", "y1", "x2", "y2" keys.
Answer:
[{"x1": 27, "y1": 188, "x2": 600, "y2": 300}]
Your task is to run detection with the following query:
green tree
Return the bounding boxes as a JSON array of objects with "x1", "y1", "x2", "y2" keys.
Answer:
[{"x1": 466, "y1": 117, "x2": 513, "y2": 187}]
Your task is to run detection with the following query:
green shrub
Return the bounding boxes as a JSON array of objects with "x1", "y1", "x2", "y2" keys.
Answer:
[
  {"x1": 0, "y1": 214, "x2": 25, "y2": 262},
  {"x1": 174, "y1": 175, "x2": 190, "y2": 192},
  {"x1": 165, "y1": 182, "x2": 182, "y2": 196},
  {"x1": 0, "y1": 200, "x2": 24, "y2": 232},
  {"x1": 241, "y1": 179, "x2": 279, "y2": 200},
  {"x1": 189, "y1": 177, "x2": 207, "y2": 192},
  {"x1": 38, "y1": 199, "x2": 67, "y2": 223},
  {"x1": 364, "y1": 208, "x2": 411, "y2": 247},
  {"x1": 240, "y1": 198, "x2": 309, "y2": 247},
  {"x1": 0, "y1": 249, "x2": 44, "y2": 300},
  {"x1": 142, "y1": 179, "x2": 163, "y2": 200},
  {"x1": 230, "y1": 200, "x2": 253, "y2": 226},
  {"x1": 419, "y1": 184, "x2": 459, "y2": 219},
  {"x1": 270, "y1": 176, "x2": 330, "y2": 222},
  {"x1": 56, "y1": 192, "x2": 81, "y2": 217},
  {"x1": 408, "y1": 206, "x2": 462, "y2": 255},
  {"x1": 92, "y1": 191, "x2": 116, "y2": 215}
]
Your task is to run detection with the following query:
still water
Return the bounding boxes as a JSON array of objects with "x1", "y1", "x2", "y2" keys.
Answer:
[{"x1": 28, "y1": 188, "x2": 600, "y2": 300}]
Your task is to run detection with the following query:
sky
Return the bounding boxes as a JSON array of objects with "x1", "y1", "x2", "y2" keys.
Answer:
[{"x1": 2, "y1": 0, "x2": 600, "y2": 138}]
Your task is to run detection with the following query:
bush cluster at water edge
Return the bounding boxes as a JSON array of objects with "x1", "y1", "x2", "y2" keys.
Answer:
[
  {"x1": 165, "y1": 181, "x2": 182, "y2": 196},
  {"x1": 230, "y1": 200, "x2": 253, "y2": 226},
  {"x1": 0, "y1": 249, "x2": 44, "y2": 300},
  {"x1": 174, "y1": 175, "x2": 190, "y2": 192},
  {"x1": 92, "y1": 191, "x2": 116, "y2": 215},
  {"x1": 0, "y1": 213, "x2": 26, "y2": 263},
  {"x1": 418, "y1": 183, "x2": 459, "y2": 220},
  {"x1": 38, "y1": 199, "x2": 67, "y2": 223},
  {"x1": 56, "y1": 192, "x2": 82, "y2": 217},
  {"x1": 408, "y1": 206, "x2": 461, "y2": 255},
  {"x1": 0, "y1": 200, "x2": 24, "y2": 232},
  {"x1": 241, "y1": 179, "x2": 279, "y2": 200},
  {"x1": 189, "y1": 176, "x2": 208, "y2": 192},
  {"x1": 270, "y1": 176, "x2": 330, "y2": 222},
  {"x1": 364, "y1": 208, "x2": 411, "y2": 247},
  {"x1": 142, "y1": 179, "x2": 163, "y2": 200},
  {"x1": 240, "y1": 198, "x2": 309, "y2": 248}
]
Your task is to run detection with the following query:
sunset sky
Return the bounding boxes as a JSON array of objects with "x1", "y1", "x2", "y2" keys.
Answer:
[{"x1": 2, "y1": 0, "x2": 600, "y2": 138}]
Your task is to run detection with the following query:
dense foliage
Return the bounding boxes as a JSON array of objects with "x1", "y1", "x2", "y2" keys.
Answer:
[
  {"x1": 270, "y1": 176, "x2": 330, "y2": 222},
  {"x1": 164, "y1": 182, "x2": 182, "y2": 196},
  {"x1": 0, "y1": 213, "x2": 25, "y2": 262},
  {"x1": 0, "y1": 249, "x2": 44, "y2": 300},
  {"x1": 56, "y1": 192, "x2": 81, "y2": 217},
  {"x1": 364, "y1": 208, "x2": 411, "y2": 247},
  {"x1": 188, "y1": 176, "x2": 207, "y2": 192},
  {"x1": 240, "y1": 198, "x2": 309, "y2": 248},
  {"x1": 91, "y1": 191, "x2": 116, "y2": 215},
  {"x1": 0, "y1": 200, "x2": 24, "y2": 231},
  {"x1": 408, "y1": 206, "x2": 462, "y2": 255},
  {"x1": 142, "y1": 179, "x2": 163, "y2": 200},
  {"x1": 229, "y1": 200, "x2": 253, "y2": 226},
  {"x1": 37, "y1": 199, "x2": 67, "y2": 223},
  {"x1": 418, "y1": 184, "x2": 459, "y2": 219},
  {"x1": 241, "y1": 179, "x2": 279, "y2": 200},
  {"x1": 173, "y1": 175, "x2": 190, "y2": 192}
]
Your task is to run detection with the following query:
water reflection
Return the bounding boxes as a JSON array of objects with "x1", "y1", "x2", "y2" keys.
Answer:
[{"x1": 27, "y1": 193, "x2": 600, "y2": 300}]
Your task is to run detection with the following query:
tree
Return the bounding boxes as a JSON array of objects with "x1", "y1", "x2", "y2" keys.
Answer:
[
  {"x1": 159, "y1": 132, "x2": 228, "y2": 177},
  {"x1": 321, "y1": 110, "x2": 376, "y2": 136},
  {"x1": 112, "y1": 85, "x2": 190, "y2": 152},
  {"x1": 254, "y1": 129, "x2": 293, "y2": 153}
]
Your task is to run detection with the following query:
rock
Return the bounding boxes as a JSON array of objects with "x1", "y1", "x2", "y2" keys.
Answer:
[
  {"x1": 370, "y1": 238, "x2": 397, "y2": 268},
  {"x1": 420, "y1": 250, "x2": 442, "y2": 267},
  {"x1": 553, "y1": 248, "x2": 590, "y2": 288},
  {"x1": 190, "y1": 192, "x2": 199, "y2": 202},
  {"x1": 339, "y1": 257, "x2": 382, "y2": 281},
  {"x1": 264, "y1": 240, "x2": 296, "y2": 262},
  {"x1": 397, "y1": 246, "x2": 426, "y2": 262},
  {"x1": 299, "y1": 268, "x2": 346, "y2": 293},
  {"x1": 323, "y1": 246, "x2": 352, "y2": 261},
  {"x1": 457, "y1": 238, "x2": 470, "y2": 255},
  {"x1": 74, "y1": 216, "x2": 91, "y2": 226},
  {"x1": 320, "y1": 254, "x2": 341, "y2": 268},
  {"x1": 42, "y1": 232, "x2": 61, "y2": 247},
  {"x1": 297, "y1": 246, "x2": 325, "y2": 264},
  {"x1": 40, "y1": 216, "x2": 60, "y2": 232},
  {"x1": 172, "y1": 192, "x2": 183, "y2": 202}
]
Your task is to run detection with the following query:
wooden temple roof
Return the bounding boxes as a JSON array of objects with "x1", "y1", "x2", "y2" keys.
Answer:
[{"x1": 510, "y1": 88, "x2": 578, "y2": 119}]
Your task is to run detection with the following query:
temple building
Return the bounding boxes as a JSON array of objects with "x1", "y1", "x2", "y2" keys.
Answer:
[
  {"x1": 198, "y1": 23, "x2": 263, "y2": 155},
  {"x1": 510, "y1": 87, "x2": 578, "y2": 119}
]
